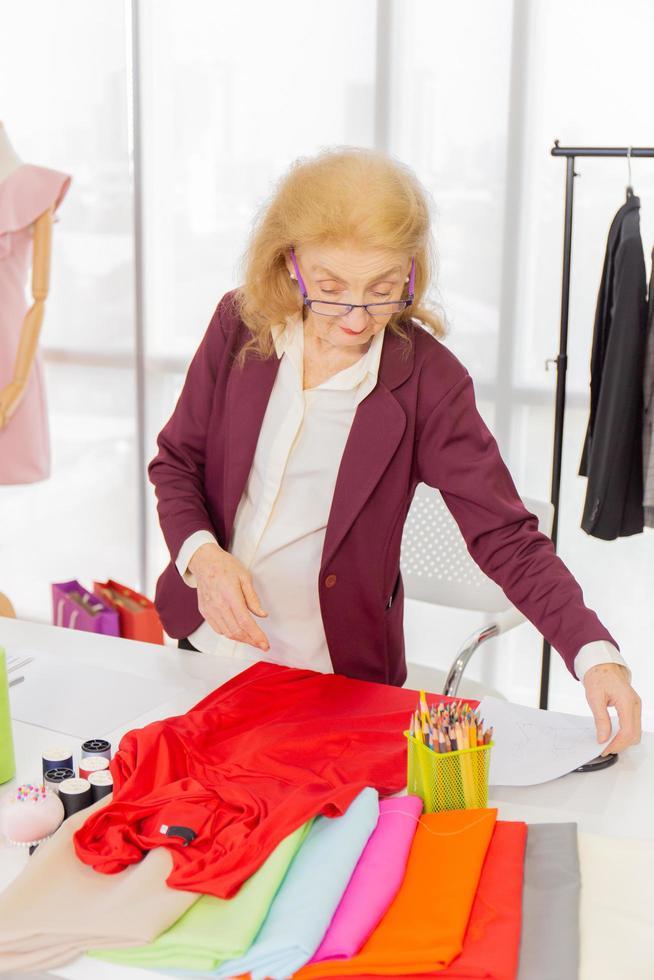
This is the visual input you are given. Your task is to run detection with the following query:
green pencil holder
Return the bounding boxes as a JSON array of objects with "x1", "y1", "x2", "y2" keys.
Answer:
[
  {"x1": 405, "y1": 731, "x2": 493, "y2": 812},
  {"x1": 0, "y1": 648, "x2": 16, "y2": 785}
]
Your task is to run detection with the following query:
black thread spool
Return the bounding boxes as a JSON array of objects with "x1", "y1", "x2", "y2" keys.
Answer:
[
  {"x1": 88, "y1": 769, "x2": 113, "y2": 802},
  {"x1": 59, "y1": 777, "x2": 93, "y2": 819}
]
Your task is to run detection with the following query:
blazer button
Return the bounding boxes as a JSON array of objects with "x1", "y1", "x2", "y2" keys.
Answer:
[{"x1": 325, "y1": 574, "x2": 337, "y2": 588}]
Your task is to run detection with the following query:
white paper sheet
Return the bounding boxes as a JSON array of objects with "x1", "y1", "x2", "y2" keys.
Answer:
[
  {"x1": 8, "y1": 651, "x2": 178, "y2": 739},
  {"x1": 478, "y1": 696, "x2": 619, "y2": 786}
]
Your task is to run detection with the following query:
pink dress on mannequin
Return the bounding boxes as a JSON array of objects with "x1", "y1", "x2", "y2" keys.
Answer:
[{"x1": 0, "y1": 163, "x2": 71, "y2": 484}]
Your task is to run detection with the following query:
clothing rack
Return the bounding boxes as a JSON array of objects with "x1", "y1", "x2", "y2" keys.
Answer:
[{"x1": 539, "y1": 142, "x2": 654, "y2": 709}]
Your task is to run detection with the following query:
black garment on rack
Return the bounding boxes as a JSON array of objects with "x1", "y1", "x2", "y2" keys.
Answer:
[
  {"x1": 644, "y1": 248, "x2": 654, "y2": 528},
  {"x1": 579, "y1": 194, "x2": 648, "y2": 539}
]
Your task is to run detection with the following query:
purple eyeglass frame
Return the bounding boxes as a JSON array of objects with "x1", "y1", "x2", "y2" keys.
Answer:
[{"x1": 289, "y1": 247, "x2": 415, "y2": 315}]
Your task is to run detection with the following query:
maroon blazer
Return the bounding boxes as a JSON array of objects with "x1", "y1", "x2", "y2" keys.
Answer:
[{"x1": 148, "y1": 289, "x2": 617, "y2": 685}]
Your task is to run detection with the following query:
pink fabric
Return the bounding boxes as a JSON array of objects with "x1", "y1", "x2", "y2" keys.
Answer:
[
  {"x1": 309, "y1": 795, "x2": 424, "y2": 963},
  {"x1": 0, "y1": 162, "x2": 71, "y2": 484}
]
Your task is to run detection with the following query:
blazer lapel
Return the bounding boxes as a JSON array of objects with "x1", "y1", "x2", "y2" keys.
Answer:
[
  {"x1": 223, "y1": 352, "x2": 280, "y2": 539},
  {"x1": 321, "y1": 328, "x2": 414, "y2": 571},
  {"x1": 321, "y1": 384, "x2": 406, "y2": 571}
]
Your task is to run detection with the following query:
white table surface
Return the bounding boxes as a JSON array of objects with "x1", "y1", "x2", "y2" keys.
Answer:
[{"x1": 1, "y1": 617, "x2": 652, "y2": 980}]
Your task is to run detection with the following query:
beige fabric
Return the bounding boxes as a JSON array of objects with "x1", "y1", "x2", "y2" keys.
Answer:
[
  {"x1": 0, "y1": 796, "x2": 198, "y2": 973},
  {"x1": 579, "y1": 831, "x2": 654, "y2": 980}
]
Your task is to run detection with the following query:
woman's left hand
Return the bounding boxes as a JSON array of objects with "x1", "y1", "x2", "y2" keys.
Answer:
[{"x1": 583, "y1": 663, "x2": 642, "y2": 756}]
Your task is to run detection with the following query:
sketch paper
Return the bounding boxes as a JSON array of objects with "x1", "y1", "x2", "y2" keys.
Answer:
[{"x1": 478, "y1": 696, "x2": 619, "y2": 786}]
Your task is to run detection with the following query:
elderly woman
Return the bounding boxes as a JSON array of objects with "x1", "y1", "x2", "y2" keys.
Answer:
[{"x1": 149, "y1": 147, "x2": 641, "y2": 756}]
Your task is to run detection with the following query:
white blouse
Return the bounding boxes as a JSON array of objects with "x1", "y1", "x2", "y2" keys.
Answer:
[
  {"x1": 176, "y1": 313, "x2": 628, "y2": 683},
  {"x1": 177, "y1": 312, "x2": 385, "y2": 672}
]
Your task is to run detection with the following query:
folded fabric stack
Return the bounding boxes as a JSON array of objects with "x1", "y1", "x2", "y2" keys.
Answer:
[{"x1": 0, "y1": 662, "x2": 651, "y2": 980}]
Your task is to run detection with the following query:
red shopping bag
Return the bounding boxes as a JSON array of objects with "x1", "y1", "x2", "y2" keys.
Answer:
[{"x1": 93, "y1": 580, "x2": 164, "y2": 645}]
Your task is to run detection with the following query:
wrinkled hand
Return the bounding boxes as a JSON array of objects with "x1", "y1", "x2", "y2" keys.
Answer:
[
  {"x1": 189, "y1": 542, "x2": 270, "y2": 653},
  {"x1": 583, "y1": 663, "x2": 641, "y2": 756},
  {"x1": 0, "y1": 381, "x2": 25, "y2": 429}
]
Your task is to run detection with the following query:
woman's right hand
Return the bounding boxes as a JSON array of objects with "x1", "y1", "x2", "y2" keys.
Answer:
[{"x1": 188, "y1": 542, "x2": 270, "y2": 652}]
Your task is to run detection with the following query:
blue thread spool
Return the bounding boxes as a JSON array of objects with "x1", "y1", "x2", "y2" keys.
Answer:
[{"x1": 42, "y1": 744, "x2": 74, "y2": 777}]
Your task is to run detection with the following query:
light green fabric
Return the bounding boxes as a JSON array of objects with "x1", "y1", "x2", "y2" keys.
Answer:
[{"x1": 89, "y1": 819, "x2": 313, "y2": 970}]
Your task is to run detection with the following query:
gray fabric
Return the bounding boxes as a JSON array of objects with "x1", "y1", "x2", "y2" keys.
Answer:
[
  {"x1": 517, "y1": 822, "x2": 580, "y2": 980},
  {"x1": 643, "y1": 247, "x2": 654, "y2": 527}
]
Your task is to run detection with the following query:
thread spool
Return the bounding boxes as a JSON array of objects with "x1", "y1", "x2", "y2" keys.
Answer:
[
  {"x1": 79, "y1": 756, "x2": 109, "y2": 780},
  {"x1": 80, "y1": 738, "x2": 111, "y2": 761},
  {"x1": 88, "y1": 769, "x2": 113, "y2": 802},
  {"x1": 59, "y1": 777, "x2": 93, "y2": 819},
  {"x1": 42, "y1": 744, "x2": 74, "y2": 777},
  {"x1": 44, "y1": 767, "x2": 75, "y2": 794}
]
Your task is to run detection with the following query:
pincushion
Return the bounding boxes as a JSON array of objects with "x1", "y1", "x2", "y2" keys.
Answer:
[{"x1": 0, "y1": 783, "x2": 65, "y2": 846}]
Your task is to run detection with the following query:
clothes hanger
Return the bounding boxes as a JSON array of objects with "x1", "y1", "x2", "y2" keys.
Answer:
[{"x1": 626, "y1": 145, "x2": 634, "y2": 200}]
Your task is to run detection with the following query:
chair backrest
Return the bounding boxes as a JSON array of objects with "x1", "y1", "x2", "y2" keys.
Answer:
[{"x1": 400, "y1": 484, "x2": 554, "y2": 613}]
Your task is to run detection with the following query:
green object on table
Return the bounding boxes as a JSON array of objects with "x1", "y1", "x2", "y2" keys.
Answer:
[
  {"x1": 89, "y1": 818, "x2": 313, "y2": 970},
  {"x1": 0, "y1": 648, "x2": 16, "y2": 785}
]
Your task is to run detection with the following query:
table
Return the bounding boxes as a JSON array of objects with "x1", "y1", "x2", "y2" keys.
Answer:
[{"x1": 1, "y1": 617, "x2": 652, "y2": 980}]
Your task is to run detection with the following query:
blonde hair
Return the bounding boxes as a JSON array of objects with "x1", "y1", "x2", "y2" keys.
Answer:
[{"x1": 233, "y1": 146, "x2": 445, "y2": 362}]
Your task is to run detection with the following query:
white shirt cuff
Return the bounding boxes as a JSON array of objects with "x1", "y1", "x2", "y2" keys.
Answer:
[
  {"x1": 573, "y1": 640, "x2": 631, "y2": 684},
  {"x1": 176, "y1": 530, "x2": 219, "y2": 587}
]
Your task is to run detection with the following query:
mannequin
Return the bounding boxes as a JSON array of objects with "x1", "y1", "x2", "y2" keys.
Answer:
[
  {"x1": 0, "y1": 122, "x2": 71, "y2": 481},
  {"x1": 0, "y1": 123, "x2": 21, "y2": 179},
  {"x1": 0, "y1": 123, "x2": 71, "y2": 618}
]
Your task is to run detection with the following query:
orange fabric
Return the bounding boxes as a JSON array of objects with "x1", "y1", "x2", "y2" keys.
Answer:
[
  {"x1": 293, "y1": 808, "x2": 497, "y2": 979},
  {"x1": 437, "y1": 821, "x2": 526, "y2": 979}
]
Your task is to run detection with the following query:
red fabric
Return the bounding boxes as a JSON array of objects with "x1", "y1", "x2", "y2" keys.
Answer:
[
  {"x1": 74, "y1": 662, "x2": 477, "y2": 899},
  {"x1": 306, "y1": 820, "x2": 527, "y2": 980},
  {"x1": 431, "y1": 820, "x2": 526, "y2": 980}
]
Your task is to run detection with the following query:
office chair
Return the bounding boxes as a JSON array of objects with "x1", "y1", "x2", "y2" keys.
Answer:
[{"x1": 401, "y1": 484, "x2": 554, "y2": 699}]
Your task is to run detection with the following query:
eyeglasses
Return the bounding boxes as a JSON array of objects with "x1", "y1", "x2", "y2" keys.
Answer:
[{"x1": 289, "y1": 247, "x2": 415, "y2": 318}]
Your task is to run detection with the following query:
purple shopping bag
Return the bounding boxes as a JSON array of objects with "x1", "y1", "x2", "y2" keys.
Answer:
[{"x1": 52, "y1": 580, "x2": 120, "y2": 636}]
